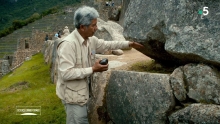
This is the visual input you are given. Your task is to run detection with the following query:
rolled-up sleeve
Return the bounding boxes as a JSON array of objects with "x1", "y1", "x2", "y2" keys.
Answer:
[
  {"x1": 57, "y1": 42, "x2": 93, "y2": 81},
  {"x1": 92, "y1": 36, "x2": 130, "y2": 53}
]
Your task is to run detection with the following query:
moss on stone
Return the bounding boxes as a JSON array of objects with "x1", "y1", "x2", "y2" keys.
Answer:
[
  {"x1": 129, "y1": 60, "x2": 177, "y2": 74},
  {"x1": 96, "y1": 82, "x2": 111, "y2": 123}
]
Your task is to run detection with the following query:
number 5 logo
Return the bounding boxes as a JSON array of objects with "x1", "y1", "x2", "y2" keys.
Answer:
[
  {"x1": 201, "y1": 7, "x2": 209, "y2": 19},
  {"x1": 203, "y1": 7, "x2": 209, "y2": 16}
]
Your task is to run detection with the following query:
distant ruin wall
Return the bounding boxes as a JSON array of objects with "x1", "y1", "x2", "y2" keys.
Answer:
[
  {"x1": 0, "y1": 30, "x2": 52, "y2": 77},
  {"x1": 0, "y1": 60, "x2": 10, "y2": 78}
]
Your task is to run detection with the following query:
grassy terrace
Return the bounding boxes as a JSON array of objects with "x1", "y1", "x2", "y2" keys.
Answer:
[{"x1": 0, "y1": 53, "x2": 65, "y2": 123}]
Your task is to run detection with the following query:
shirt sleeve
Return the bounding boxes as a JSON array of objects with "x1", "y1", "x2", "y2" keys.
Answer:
[
  {"x1": 57, "y1": 41, "x2": 93, "y2": 81},
  {"x1": 92, "y1": 36, "x2": 130, "y2": 53}
]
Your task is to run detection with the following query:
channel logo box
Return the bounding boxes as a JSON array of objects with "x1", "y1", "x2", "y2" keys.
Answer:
[{"x1": 16, "y1": 106, "x2": 41, "y2": 115}]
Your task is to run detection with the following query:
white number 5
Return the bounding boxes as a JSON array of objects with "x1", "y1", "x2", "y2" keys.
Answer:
[{"x1": 203, "y1": 7, "x2": 209, "y2": 16}]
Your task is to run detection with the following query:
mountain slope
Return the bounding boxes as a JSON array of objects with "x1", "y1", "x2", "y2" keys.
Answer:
[{"x1": 0, "y1": 0, "x2": 80, "y2": 31}]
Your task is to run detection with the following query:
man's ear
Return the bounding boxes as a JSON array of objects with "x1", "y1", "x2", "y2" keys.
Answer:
[{"x1": 79, "y1": 25, "x2": 85, "y2": 31}]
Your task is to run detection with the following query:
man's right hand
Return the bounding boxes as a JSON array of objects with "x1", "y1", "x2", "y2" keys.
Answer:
[{"x1": 92, "y1": 60, "x2": 108, "y2": 72}]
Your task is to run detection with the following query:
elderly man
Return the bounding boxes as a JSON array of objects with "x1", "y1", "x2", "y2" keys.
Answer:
[{"x1": 56, "y1": 6, "x2": 144, "y2": 124}]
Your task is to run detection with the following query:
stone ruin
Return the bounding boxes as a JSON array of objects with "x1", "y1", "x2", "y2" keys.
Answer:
[
  {"x1": 0, "y1": 60, "x2": 10, "y2": 78},
  {"x1": 0, "y1": 30, "x2": 54, "y2": 78}
]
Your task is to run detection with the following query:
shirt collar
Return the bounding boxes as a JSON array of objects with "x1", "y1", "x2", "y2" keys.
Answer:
[{"x1": 75, "y1": 28, "x2": 86, "y2": 45}]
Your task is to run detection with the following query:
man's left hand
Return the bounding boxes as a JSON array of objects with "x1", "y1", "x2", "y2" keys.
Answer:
[{"x1": 129, "y1": 41, "x2": 145, "y2": 49}]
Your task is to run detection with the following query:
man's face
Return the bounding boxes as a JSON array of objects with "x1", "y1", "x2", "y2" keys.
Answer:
[{"x1": 84, "y1": 18, "x2": 98, "y2": 38}]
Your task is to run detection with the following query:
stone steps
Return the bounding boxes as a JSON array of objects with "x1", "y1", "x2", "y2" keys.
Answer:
[
  {"x1": 0, "y1": 45, "x2": 17, "y2": 48},
  {"x1": 0, "y1": 49, "x2": 17, "y2": 52},
  {"x1": 0, "y1": 52, "x2": 14, "y2": 58},
  {"x1": 0, "y1": 12, "x2": 75, "y2": 58}
]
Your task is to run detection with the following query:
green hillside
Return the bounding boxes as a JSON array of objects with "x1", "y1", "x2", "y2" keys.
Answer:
[
  {"x1": 0, "y1": 0, "x2": 80, "y2": 32},
  {"x1": 0, "y1": 53, "x2": 66, "y2": 123},
  {"x1": 0, "y1": 5, "x2": 79, "y2": 58}
]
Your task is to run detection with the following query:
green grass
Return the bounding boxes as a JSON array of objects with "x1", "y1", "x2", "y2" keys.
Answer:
[{"x1": 0, "y1": 53, "x2": 65, "y2": 124}]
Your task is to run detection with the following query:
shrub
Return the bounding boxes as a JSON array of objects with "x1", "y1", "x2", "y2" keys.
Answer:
[
  {"x1": 0, "y1": 6, "x2": 59, "y2": 38},
  {"x1": 0, "y1": 26, "x2": 14, "y2": 37},
  {"x1": 26, "y1": 13, "x2": 41, "y2": 23},
  {"x1": 42, "y1": 6, "x2": 59, "y2": 17},
  {"x1": 12, "y1": 20, "x2": 27, "y2": 30}
]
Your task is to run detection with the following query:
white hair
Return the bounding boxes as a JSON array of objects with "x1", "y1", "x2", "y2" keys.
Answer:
[{"x1": 74, "y1": 6, "x2": 99, "y2": 29}]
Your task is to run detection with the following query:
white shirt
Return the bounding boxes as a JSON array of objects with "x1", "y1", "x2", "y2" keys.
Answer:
[{"x1": 82, "y1": 40, "x2": 89, "y2": 68}]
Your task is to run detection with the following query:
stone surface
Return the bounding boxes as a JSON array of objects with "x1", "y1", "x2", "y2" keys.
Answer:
[
  {"x1": 169, "y1": 103, "x2": 220, "y2": 124},
  {"x1": 51, "y1": 38, "x2": 62, "y2": 84},
  {"x1": 95, "y1": 48, "x2": 151, "y2": 71},
  {"x1": 95, "y1": 18, "x2": 113, "y2": 41},
  {"x1": 88, "y1": 71, "x2": 111, "y2": 124},
  {"x1": 108, "y1": 60, "x2": 126, "y2": 69},
  {"x1": 184, "y1": 63, "x2": 220, "y2": 104},
  {"x1": 94, "y1": 18, "x2": 130, "y2": 55},
  {"x1": 165, "y1": 24, "x2": 220, "y2": 67},
  {"x1": 42, "y1": 37, "x2": 64, "y2": 84},
  {"x1": 112, "y1": 49, "x2": 123, "y2": 55},
  {"x1": 94, "y1": 0, "x2": 122, "y2": 21},
  {"x1": 43, "y1": 40, "x2": 54, "y2": 65},
  {"x1": 108, "y1": 6, "x2": 120, "y2": 21},
  {"x1": 3, "y1": 56, "x2": 13, "y2": 66},
  {"x1": 87, "y1": 49, "x2": 151, "y2": 124},
  {"x1": 118, "y1": 0, "x2": 130, "y2": 26},
  {"x1": 0, "y1": 60, "x2": 10, "y2": 75},
  {"x1": 170, "y1": 63, "x2": 220, "y2": 104},
  {"x1": 42, "y1": 39, "x2": 57, "y2": 83},
  {"x1": 170, "y1": 67, "x2": 187, "y2": 102},
  {"x1": 107, "y1": 71, "x2": 175, "y2": 124},
  {"x1": 25, "y1": 56, "x2": 31, "y2": 61},
  {"x1": 113, "y1": 0, "x2": 122, "y2": 6},
  {"x1": 123, "y1": 0, "x2": 220, "y2": 66}
]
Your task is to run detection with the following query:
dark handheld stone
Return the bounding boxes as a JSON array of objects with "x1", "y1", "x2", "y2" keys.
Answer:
[{"x1": 99, "y1": 58, "x2": 108, "y2": 65}]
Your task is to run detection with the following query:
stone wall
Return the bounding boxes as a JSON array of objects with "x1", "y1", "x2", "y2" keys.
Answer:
[
  {"x1": 123, "y1": 0, "x2": 220, "y2": 67},
  {"x1": 92, "y1": 0, "x2": 122, "y2": 22},
  {"x1": 0, "y1": 30, "x2": 52, "y2": 77},
  {"x1": 94, "y1": 0, "x2": 122, "y2": 6},
  {"x1": 118, "y1": 0, "x2": 130, "y2": 26},
  {"x1": 0, "y1": 60, "x2": 10, "y2": 78},
  {"x1": 10, "y1": 30, "x2": 47, "y2": 70}
]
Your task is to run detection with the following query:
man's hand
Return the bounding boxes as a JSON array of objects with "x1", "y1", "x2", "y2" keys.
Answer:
[
  {"x1": 129, "y1": 41, "x2": 145, "y2": 49},
  {"x1": 92, "y1": 60, "x2": 108, "y2": 72}
]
